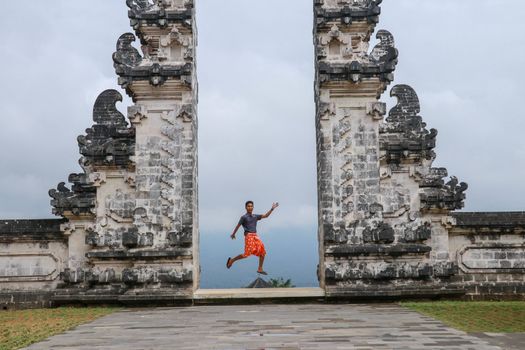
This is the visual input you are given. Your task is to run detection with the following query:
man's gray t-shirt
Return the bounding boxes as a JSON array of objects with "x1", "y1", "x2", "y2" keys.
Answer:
[{"x1": 238, "y1": 213, "x2": 262, "y2": 234}]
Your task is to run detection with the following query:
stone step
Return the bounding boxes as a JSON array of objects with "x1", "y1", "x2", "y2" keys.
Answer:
[{"x1": 194, "y1": 287, "x2": 325, "y2": 301}]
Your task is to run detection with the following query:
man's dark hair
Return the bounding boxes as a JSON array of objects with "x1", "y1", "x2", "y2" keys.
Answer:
[{"x1": 245, "y1": 201, "x2": 254, "y2": 207}]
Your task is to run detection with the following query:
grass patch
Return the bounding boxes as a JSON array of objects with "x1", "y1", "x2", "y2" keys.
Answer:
[
  {"x1": 0, "y1": 307, "x2": 119, "y2": 350},
  {"x1": 401, "y1": 301, "x2": 525, "y2": 333}
]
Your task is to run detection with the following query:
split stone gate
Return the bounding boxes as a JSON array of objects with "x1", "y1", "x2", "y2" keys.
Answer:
[{"x1": 1, "y1": 0, "x2": 524, "y2": 307}]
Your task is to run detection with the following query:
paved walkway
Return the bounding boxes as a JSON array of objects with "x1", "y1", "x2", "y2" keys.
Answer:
[{"x1": 24, "y1": 304, "x2": 508, "y2": 350}]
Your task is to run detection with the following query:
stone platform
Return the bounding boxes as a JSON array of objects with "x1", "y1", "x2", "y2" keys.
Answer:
[
  {"x1": 23, "y1": 304, "x2": 514, "y2": 350},
  {"x1": 193, "y1": 288, "x2": 325, "y2": 303}
]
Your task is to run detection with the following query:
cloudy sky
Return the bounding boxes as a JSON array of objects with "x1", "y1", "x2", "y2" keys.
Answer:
[{"x1": 0, "y1": 1, "x2": 524, "y2": 285}]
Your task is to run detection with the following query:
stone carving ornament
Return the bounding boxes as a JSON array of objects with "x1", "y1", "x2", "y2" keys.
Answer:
[
  {"x1": 381, "y1": 85, "x2": 438, "y2": 163},
  {"x1": 77, "y1": 90, "x2": 135, "y2": 168},
  {"x1": 380, "y1": 84, "x2": 468, "y2": 211},
  {"x1": 316, "y1": 27, "x2": 397, "y2": 83},
  {"x1": 127, "y1": 0, "x2": 192, "y2": 13},
  {"x1": 49, "y1": 179, "x2": 95, "y2": 217},
  {"x1": 370, "y1": 30, "x2": 398, "y2": 65},
  {"x1": 320, "y1": 0, "x2": 382, "y2": 9},
  {"x1": 50, "y1": 90, "x2": 134, "y2": 217},
  {"x1": 158, "y1": 27, "x2": 192, "y2": 62},
  {"x1": 113, "y1": 33, "x2": 143, "y2": 70},
  {"x1": 126, "y1": 0, "x2": 159, "y2": 13}
]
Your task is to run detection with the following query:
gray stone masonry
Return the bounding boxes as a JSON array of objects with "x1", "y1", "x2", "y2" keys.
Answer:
[
  {"x1": 48, "y1": 0, "x2": 199, "y2": 302},
  {"x1": 450, "y1": 212, "x2": 525, "y2": 300},
  {"x1": 0, "y1": 219, "x2": 68, "y2": 309},
  {"x1": 315, "y1": 0, "x2": 468, "y2": 297}
]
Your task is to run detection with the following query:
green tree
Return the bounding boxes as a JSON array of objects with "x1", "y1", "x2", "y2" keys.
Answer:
[{"x1": 269, "y1": 277, "x2": 295, "y2": 288}]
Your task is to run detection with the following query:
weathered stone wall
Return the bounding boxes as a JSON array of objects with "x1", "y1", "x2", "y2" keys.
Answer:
[
  {"x1": 450, "y1": 212, "x2": 525, "y2": 300},
  {"x1": 0, "y1": 220, "x2": 67, "y2": 309}
]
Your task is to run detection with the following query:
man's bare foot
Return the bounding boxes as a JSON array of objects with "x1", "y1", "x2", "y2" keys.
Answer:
[
  {"x1": 257, "y1": 270, "x2": 268, "y2": 275},
  {"x1": 226, "y1": 257, "x2": 232, "y2": 269}
]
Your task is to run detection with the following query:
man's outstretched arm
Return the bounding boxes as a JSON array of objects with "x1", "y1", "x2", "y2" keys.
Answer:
[
  {"x1": 230, "y1": 224, "x2": 241, "y2": 239},
  {"x1": 261, "y1": 202, "x2": 279, "y2": 219}
]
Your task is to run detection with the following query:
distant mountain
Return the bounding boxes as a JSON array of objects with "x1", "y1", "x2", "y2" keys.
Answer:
[{"x1": 245, "y1": 277, "x2": 272, "y2": 288}]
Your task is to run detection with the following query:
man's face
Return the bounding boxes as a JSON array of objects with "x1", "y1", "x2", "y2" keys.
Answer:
[{"x1": 246, "y1": 203, "x2": 254, "y2": 214}]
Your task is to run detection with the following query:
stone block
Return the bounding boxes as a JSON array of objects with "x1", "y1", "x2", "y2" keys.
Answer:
[
  {"x1": 500, "y1": 260, "x2": 512, "y2": 269},
  {"x1": 122, "y1": 228, "x2": 139, "y2": 248},
  {"x1": 167, "y1": 227, "x2": 192, "y2": 247},
  {"x1": 401, "y1": 224, "x2": 431, "y2": 243},
  {"x1": 122, "y1": 269, "x2": 139, "y2": 285},
  {"x1": 63, "y1": 268, "x2": 85, "y2": 284},
  {"x1": 325, "y1": 261, "x2": 434, "y2": 281},
  {"x1": 85, "y1": 231, "x2": 99, "y2": 246},
  {"x1": 329, "y1": 243, "x2": 432, "y2": 257},
  {"x1": 362, "y1": 223, "x2": 395, "y2": 244},
  {"x1": 433, "y1": 262, "x2": 458, "y2": 277}
]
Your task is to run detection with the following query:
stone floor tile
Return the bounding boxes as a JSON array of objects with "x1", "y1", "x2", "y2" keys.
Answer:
[{"x1": 22, "y1": 304, "x2": 504, "y2": 350}]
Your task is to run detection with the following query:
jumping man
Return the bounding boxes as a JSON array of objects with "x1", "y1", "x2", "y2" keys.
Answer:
[{"x1": 226, "y1": 201, "x2": 279, "y2": 275}]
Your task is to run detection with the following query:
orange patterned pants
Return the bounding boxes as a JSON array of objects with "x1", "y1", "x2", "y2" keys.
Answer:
[{"x1": 243, "y1": 233, "x2": 266, "y2": 257}]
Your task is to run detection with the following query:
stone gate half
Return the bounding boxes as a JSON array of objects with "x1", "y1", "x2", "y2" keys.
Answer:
[
  {"x1": 314, "y1": 0, "x2": 465, "y2": 297},
  {"x1": 49, "y1": 0, "x2": 199, "y2": 302}
]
